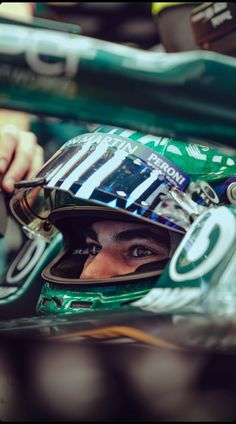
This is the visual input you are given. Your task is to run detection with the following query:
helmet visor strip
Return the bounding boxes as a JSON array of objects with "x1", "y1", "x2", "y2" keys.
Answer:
[{"x1": 10, "y1": 132, "x2": 217, "y2": 240}]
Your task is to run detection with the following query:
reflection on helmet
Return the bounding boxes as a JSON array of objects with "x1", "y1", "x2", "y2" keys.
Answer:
[{"x1": 10, "y1": 126, "x2": 236, "y2": 315}]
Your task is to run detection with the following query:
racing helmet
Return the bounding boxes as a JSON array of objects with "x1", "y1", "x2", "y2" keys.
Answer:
[{"x1": 10, "y1": 126, "x2": 236, "y2": 315}]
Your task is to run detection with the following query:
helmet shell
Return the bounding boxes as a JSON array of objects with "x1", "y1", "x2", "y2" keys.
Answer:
[{"x1": 10, "y1": 126, "x2": 236, "y2": 315}]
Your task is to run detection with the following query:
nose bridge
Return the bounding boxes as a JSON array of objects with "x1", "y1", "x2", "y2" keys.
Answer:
[{"x1": 81, "y1": 250, "x2": 127, "y2": 279}]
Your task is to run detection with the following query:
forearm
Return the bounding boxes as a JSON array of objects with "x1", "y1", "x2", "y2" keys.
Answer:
[
  {"x1": 0, "y1": 110, "x2": 30, "y2": 132},
  {"x1": 0, "y1": 2, "x2": 33, "y2": 21}
]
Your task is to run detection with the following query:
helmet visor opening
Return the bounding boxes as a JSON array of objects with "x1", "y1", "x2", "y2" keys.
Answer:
[{"x1": 42, "y1": 206, "x2": 172, "y2": 286}]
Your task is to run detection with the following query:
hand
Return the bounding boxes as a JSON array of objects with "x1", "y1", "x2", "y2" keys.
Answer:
[{"x1": 0, "y1": 124, "x2": 44, "y2": 193}]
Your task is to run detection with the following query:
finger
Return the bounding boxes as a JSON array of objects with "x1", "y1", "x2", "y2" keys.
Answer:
[
  {"x1": 0, "y1": 124, "x2": 19, "y2": 173},
  {"x1": 25, "y1": 144, "x2": 44, "y2": 179},
  {"x1": 2, "y1": 130, "x2": 37, "y2": 192}
]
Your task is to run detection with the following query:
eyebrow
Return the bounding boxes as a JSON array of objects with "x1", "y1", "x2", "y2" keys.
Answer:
[
  {"x1": 115, "y1": 229, "x2": 169, "y2": 247},
  {"x1": 84, "y1": 227, "x2": 170, "y2": 248}
]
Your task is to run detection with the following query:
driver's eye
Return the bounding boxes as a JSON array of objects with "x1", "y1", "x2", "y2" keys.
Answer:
[
  {"x1": 131, "y1": 246, "x2": 153, "y2": 257},
  {"x1": 88, "y1": 244, "x2": 101, "y2": 256}
]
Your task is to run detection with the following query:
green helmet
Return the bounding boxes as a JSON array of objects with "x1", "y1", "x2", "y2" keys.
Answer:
[{"x1": 10, "y1": 126, "x2": 236, "y2": 315}]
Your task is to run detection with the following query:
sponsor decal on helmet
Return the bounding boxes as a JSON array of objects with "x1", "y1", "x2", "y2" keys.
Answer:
[
  {"x1": 132, "y1": 206, "x2": 236, "y2": 314},
  {"x1": 46, "y1": 133, "x2": 189, "y2": 193},
  {"x1": 5, "y1": 236, "x2": 47, "y2": 284},
  {"x1": 169, "y1": 206, "x2": 236, "y2": 282}
]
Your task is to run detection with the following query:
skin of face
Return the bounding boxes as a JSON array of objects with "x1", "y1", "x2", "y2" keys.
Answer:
[{"x1": 80, "y1": 220, "x2": 170, "y2": 279}]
